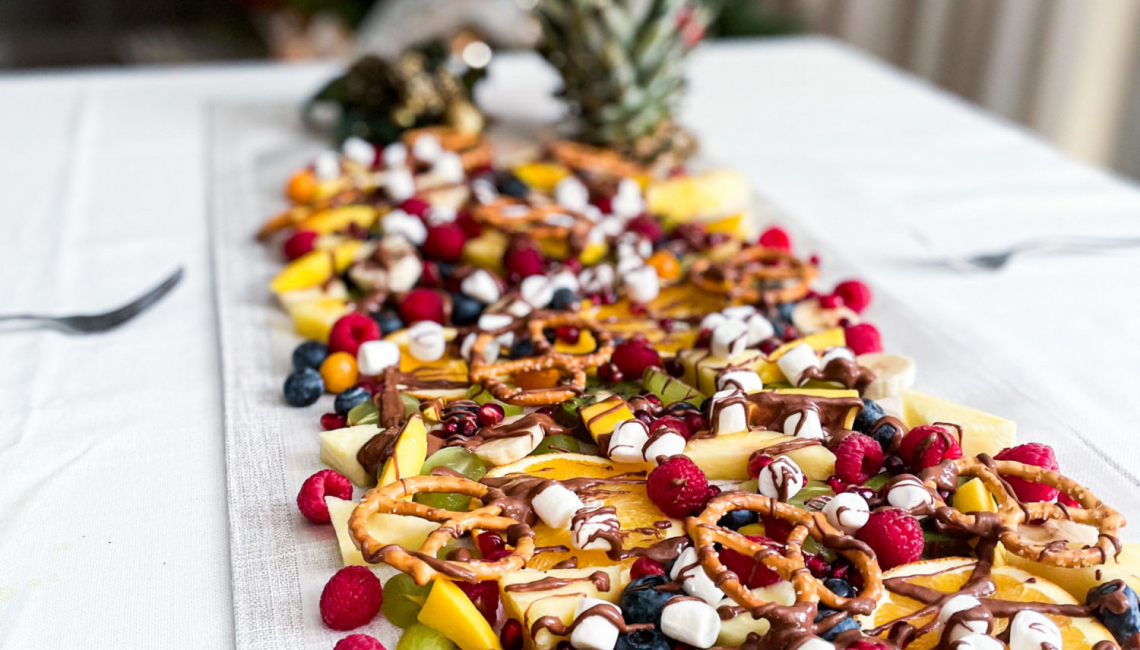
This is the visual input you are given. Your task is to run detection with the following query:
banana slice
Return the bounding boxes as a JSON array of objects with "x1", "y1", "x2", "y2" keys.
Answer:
[
  {"x1": 857, "y1": 352, "x2": 916, "y2": 400},
  {"x1": 791, "y1": 299, "x2": 859, "y2": 334}
]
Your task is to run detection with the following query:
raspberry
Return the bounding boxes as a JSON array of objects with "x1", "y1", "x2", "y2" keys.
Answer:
[
  {"x1": 334, "y1": 634, "x2": 387, "y2": 650},
  {"x1": 320, "y1": 566, "x2": 383, "y2": 630},
  {"x1": 297, "y1": 469, "x2": 353, "y2": 524},
  {"x1": 500, "y1": 619, "x2": 524, "y2": 650},
  {"x1": 612, "y1": 339, "x2": 662, "y2": 380},
  {"x1": 283, "y1": 230, "x2": 318, "y2": 261},
  {"x1": 720, "y1": 535, "x2": 782, "y2": 588},
  {"x1": 833, "y1": 433, "x2": 885, "y2": 485},
  {"x1": 834, "y1": 280, "x2": 872, "y2": 314},
  {"x1": 399, "y1": 197, "x2": 430, "y2": 218},
  {"x1": 994, "y1": 443, "x2": 1059, "y2": 502},
  {"x1": 504, "y1": 247, "x2": 544, "y2": 281},
  {"x1": 758, "y1": 226, "x2": 792, "y2": 250},
  {"x1": 855, "y1": 508, "x2": 923, "y2": 570},
  {"x1": 630, "y1": 557, "x2": 666, "y2": 580},
  {"x1": 747, "y1": 452, "x2": 774, "y2": 480},
  {"x1": 422, "y1": 224, "x2": 467, "y2": 262},
  {"x1": 625, "y1": 215, "x2": 665, "y2": 243},
  {"x1": 328, "y1": 313, "x2": 381, "y2": 356},
  {"x1": 898, "y1": 425, "x2": 963, "y2": 471},
  {"x1": 1058, "y1": 492, "x2": 1081, "y2": 508},
  {"x1": 650, "y1": 416, "x2": 691, "y2": 441},
  {"x1": 398, "y1": 288, "x2": 445, "y2": 325},
  {"x1": 844, "y1": 323, "x2": 882, "y2": 355},
  {"x1": 646, "y1": 456, "x2": 716, "y2": 518}
]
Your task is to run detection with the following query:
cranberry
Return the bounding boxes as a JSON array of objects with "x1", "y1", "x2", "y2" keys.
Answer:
[
  {"x1": 477, "y1": 403, "x2": 505, "y2": 427},
  {"x1": 810, "y1": 253, "x2": 821, "y2": 266},
  {"x1": 640, "y1": 393, "x2": 662, "y2": 408},
  {"x1": 598, "y1": 363, "x2": 623, "y2": 385},
  {"x1": 759, "y1": 338, "x2": 782, "y2": 355},
  {"x1": 630, "y1": 557, "x2": 666, "y2": 579},
  {"x1": 781, "y1": 325, "x2": 799, "y2": 341},
  {"x1": 535, "y1": 406, "x2": 555, "y2": 417},
  {"x1": 634, "y1": 410, "x2": 654, "y2": 426},
  {"x1": 629, "y1": 302, "x2": 647, "y2": 315},
  {"x1": 320, "y1": 413, "x2": 347, "y2": 431},
  {"x1": 695, "y1": 329, "x2": 712, "y2": 349},
  {"x1": 683, "y1": 413, "x2": 706, "y2": 434},
  {"x1": 659, "y1": 318, "x2": 676, "y2": 333},
  {"x1": 555, "y1": 326, "x2": 580, "y2": 344},
  {"x1": 476, "y1": 532, "x2": 505, "y2": 557},
  {"x1": 500, "y1": 619, "x2": 524, "y2": 650},
  {"x1": 599, "y1": 291, "x2": 617, "y2": 305}
]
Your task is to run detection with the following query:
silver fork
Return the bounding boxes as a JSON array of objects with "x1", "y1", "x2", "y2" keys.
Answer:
[
  {"x1": 949, "y1": 236, "x2": 1140, "y2": 271},
  {"x1": 0, "y1": 268, "x2": 184, "y2": 333}
]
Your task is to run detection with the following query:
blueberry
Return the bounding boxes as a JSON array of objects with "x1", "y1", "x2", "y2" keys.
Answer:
[
  {"x1": 451, "y1": 293, "x2": 484, "y2": 326},
  {"x1": 853, "y1": 398, "x2": 887, "y2": 433},
  {"x1": 815, "y1": 607, "x2": 860, "y2": 640},
  {"x1": 437, "y1": 261, "x2": 457, "y2": 278},
  {"x1": 284, "y1": 368, "x2": 324, "y2": 407},
  {"x1": 614, "y1": 627, "x2": 669, "y2": 650},
  {"x1": 509, "y1": 338, "x2": 535, "y2": 359},
  {"x1": 823, "y1": 578, "x2": 853, "y2": 599},
  {"x1": 619, "y1": 575, "x2": 674, "y2": 626},
  {"x1": 550, "y1": 287, "x2": 579, "y2": 311},
  {"x1": 776, "y1": 302, "x2": 795, "y2": 323},
  {"x1": 718, "y1": 509, "x2": 760, "y2": 531},
  {"x1": 1088, "y1": 581, "x2": 1140, "y2": 644},
  {"x1": 497, "y1": 172, "x2": 529, "y2": 198},
  {"x1": 335, "y1": 386, "x2": 371, "y2": 414},
  {"x1": 292, "y1": 341, "x2": 329, "y2": 372},
  {"x1": 372, "y1": 309, "x2": 404, "y2": 336}
]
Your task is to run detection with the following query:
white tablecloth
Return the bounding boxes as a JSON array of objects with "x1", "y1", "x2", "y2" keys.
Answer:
[{"x1": 2, "y1": 37, "x2": 1139, "y2": 649}]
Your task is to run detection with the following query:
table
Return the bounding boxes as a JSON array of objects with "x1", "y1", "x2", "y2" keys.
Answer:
[{"x1": 2, "y1": 37, "x2": 1138, "y2": 649}]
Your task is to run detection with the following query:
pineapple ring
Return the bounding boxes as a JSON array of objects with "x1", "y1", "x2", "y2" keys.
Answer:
[
  {"x1": 348, "y1": 475, "x2": 535, "y2": 585},
  {"x1": 925, "y1": 455, "x2": 1125, "y2": 568},
  {"x1": 688, "y1": 246, "x2": 818, "y2": 305},
  {"x1": 688, "y1": 490, "x2": 883, "y2": 618},
  {"x1": 468, "y1": 313, "x2": 614, "y2": 406}
]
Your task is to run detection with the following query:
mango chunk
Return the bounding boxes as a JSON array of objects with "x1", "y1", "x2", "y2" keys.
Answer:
[
  {"x1": 418, "y1": 578, "x2": 503, "y2": 650},
  {"x1": 272, "y1": 250, "x2": 333, "y2": 294},
  {"x1": 579, "y1": 395, "x2": 634, "y2": 441},
  {"x1": 297, "y1": 205, "x2": 379, "y2": 235},
  {"x1": 953, "y1": 477, "x2": 997, "y2": 514},
  {"x1": 378, "y1": 414, "x2": 428, "y2": 487}
]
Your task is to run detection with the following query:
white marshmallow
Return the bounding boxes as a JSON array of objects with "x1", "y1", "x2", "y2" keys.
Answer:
[
  {"x1": 744, "y1": 314, "x2": 776, "y2": 345},
  {"x1": 471, "y1": 177, "x2": 497, "y2": 204},
  {"x1": 571, "y1": 508, "x2": 621, "y2": 551},
  {"x1": 953, "y1": 634, "x2": 1004, "y2": 650},
  {"x1": 461, "y1": 269, "x2": 501, "y2": 305},
  {"x1": 407, "y1": 321, "x2": 446, "y2": 362},
  {"x1": 382, "y1": 142, "x2": 408, "y2": 168},
  {"x1": 607, "y1": 419, "x2": 650, "y2": 464},
  {"x1": 886, "y1": 475, "x2": 934, "y2": 515},
  {"x1": 531, "y1": 482, "x2": 584, "y2": 529},
  {"x1": 711, "y1": 320, "x2": 750, "y2": 358},
  {"x1": 1008, "y1": 611, "x2": 1061, "y2": 650},
  {"x1": 520, "y1": 275, "x2": 555, "y2": 308},
  {"x1": 616, "y1": 232, "x2": 653, "y2": 258},
  {"x1": 549, "y1": 270, "x2": 580, "y2": 294},
  {"x1": 758, "y1": 456, "x2": 806, "y2": 501},
  {"x1": 660, "y1": 597, "x2": 721, "y2": 649},
  {"x1": 721, "y1": 305, "x2": 757, "y2": 320},
  {"x1": 356, "y1": 340, "x2": 401, "y2": 376},
  {"x1": 385, "y1": 168, "x2": 416, "y2": 202},
  {"x1": 610, "y1": 178, "x2": 646, "y2": 219},
  {"x1": 579, "y1": 264, "x2": 616, "y2": 294},
  {"x1": 424, "y1": 205, "x2": 457, "y2": 226},
  {"x1": 822, "y1": 492, "x2": 870, "y2": 534},
  {"x1": 622, "y1": 265, "x2": 660, "y2": 304},
  {"x1": 776, "y1": 343, "x2": 821, "y2": 386},
  {"x1": 505, "y1": 299, "x2": 533, "y2": 318},
  {"x1": 411, "y1": 134, "x2": 442, "y2": 163},
  {"x1": 554, "y1": 176, "x2": 590, "y2": 211},
  {"x1": 644, "y1": 431, "x2": 686, "y2": 462},
  {"x1": 783, "y1": 408, "x2": 825, "y2": 440},
  {"x1": 570, "y1": 598, "x2": 620, "y2": 650},
  {"x1": 616, "y1": 254, "x2": 646, "y2": 277},
  {"x1": 717, "y1": 370, "x2": 764, "y2": 393},
  {"x1": 478, "y1": 313, "x2": 514, "y2": 332},
  {"x1": 382, "y1": 209, "x2": 427, "y2": 245},
  {"x1": 937, "y1": 595, "x2": 989, "y2": 642},
  {"x1": 710, "y1": 389, "x2": 750, "y2": 435},
  {"x1": 796, "y1": 640, "x2": 837, "y2": 650},
  {"x1": 700, "y1": 312, "x2": 727, "y2": 332},
  {"x1": 547, "y1": 213, "x2": 577, "y2": 229},
  {"x1": 821, "y1": 346, "x2": 856, "y2": 365},
  {"x1": 670, "y1": 546, "x2": 725, "y2": 606},
  {"x1": 433, "y1": 151, "x2": 465, "y2": 184},
  {"x1": 384, "y1": 251, "x2": 422, "y2": 293},
  {"x1": 342, "y1": 137, "x2": 376, "y2": 167},
  {"x1": 460, "y1": 332, "x2": 499, "y2": 364},
  {"x1": 313, "y1": 151, "x2": 341, "y2": 181}
]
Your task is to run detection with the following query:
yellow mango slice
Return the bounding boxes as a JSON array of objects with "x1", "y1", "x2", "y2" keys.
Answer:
[
  {"x1": 418, "y1": 579, "x2": 503, "y2": 650},
  {"x1": 579, "y1": 396, "x2": 634, "y2": 441},
  {"x1": 513, "y1": 162, "x2": 570, "y2": 192},
  {"x1": 297, "y1": 205, "x2": 379, "y2": 235},
  {"x1": 271, "y1": 250, "x2": 333, "y2": 294},
  {"x1": 378, "y1": 414, "x2": 428, "y2": 487},
  {"x1": 554, "y1": 330, "x2": 597, "y2": 355},
  {"x1": 953, "y1": 477, "x2": 997, "y2": 514}
]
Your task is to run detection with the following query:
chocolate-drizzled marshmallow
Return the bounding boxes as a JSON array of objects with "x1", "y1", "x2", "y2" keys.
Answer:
[
  {"x1": 570, "y1": 507, "x2": 621, "y2": 551},
  {"x1": 783, "y1": 408, "x2": 824, "y2": 440},
  {"x1": 758, "y1": 455, "x2": 806, "y2": 501},
  {"x1": 670, "y1": 546, "x2": 725, "y2": 605},
  {"x1": 776, "y1": 343, "x2": 821, "y2": 386},
  {"x1": 569, "y1": 598, "x2": 621, "y2": 650},
  {"x1": 1008, "y1": 611, "x2": 1062, "y2": 650},
  {"x1": 822, "y1": 492, "x2": 870, "y2": 534},
  {"x1": 407, "y1": 321, "x2": 445, "y2": 362},
  {"x1": 531, "y1": 482, "x2": 585, "y2": 530},
  {"x1": 709, "y1": 389, "x2": 749, "y2": 435},
  {"x1": 711, "y1": 319, "x2": 749, "y2": 358}
]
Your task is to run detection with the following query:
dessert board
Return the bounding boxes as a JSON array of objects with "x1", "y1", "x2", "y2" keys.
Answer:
[{"x1": 210, "y1": 102, "x2": 1140, "y2": 650}]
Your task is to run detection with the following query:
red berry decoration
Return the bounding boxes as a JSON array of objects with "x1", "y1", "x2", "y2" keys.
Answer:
[
  {"x1": 994, "y1": 443, "x2": 1060, "y2": 502},
  {"x1": 328, "y1": 313, "x2": 381, "y2": 356},
  {"x1": 719, "y1": 535, "x2": 783, "y2": 588},
  {"x1": 503, "y1": 247, "x2": 544, "y2": 281},
  {"x1": 760, "y1": 514, "x2": 795, "y2": 544},
  {"x1": 834, "y1": 280, "x2": 872, "y2": 314},
  {"x1": 844, "y1": 323, "x2": 883, "y2": 355},
  {"x1": 818, "y1": 294, "x2": 841, "y2": 309},
  {"x1": 747, "y1": 451, "x2": 775, "y2": 480},
  {"x1": 297, "y1": 469, "x2": 353, "y2": 524},
  {"x1": 611, "y1": 339, "x2": 662, "y2": 380},
  {"x1": 422, "y1": 224, "x2": 467, "y2": 262},
  {"x1": 283, "y1": 230, "x2": 318, "y2": 261},
  {"x1": 898, "y1": 425, "x2": 963, "y2": 472},
  {"x1": 334, "y1": 634, "x2": 387, "y2": 650},
  {"x1": 321, "y1": 412, "x2": 348, "y2": 431},
  {"x1": 833, "y1": 433, "x2": 885, "y2": 485},
  {"x1": 758, "y1": 226, "x2": 792, "y2": 250},
  {"x1": 855, "y1": 508, "x2": 924, "y2": 570},
  {"x1": 625, "y1": 215, "x2": 665, "y2": 243},
  {"x1": 646, "y1": 456, "x2": 716, "y2": 518},
  {"x1": 650, "y1": 416, "x2": 691, "y2": 441},
  {"x1": 846, "y1": 640, "x2": 891, "y2": 650},
  {"x1": 500, "y1": 619, "x2": 524, "y2": 650},
  {"x1": 630, "y1": 557, "x2": 667, "y2": 580},
  {"x1": 477, "y1": 402, "x2": 505, "y2": 428},
  {"x1": 456, "y1": 580, "x2": 500, "y2": 625},
  {"x1": 455, "y1": 210, "x2": 483, "y2": 238},
  {"x1": 597, "y1": 363, "x2": 623, "y2": 385},
  {"x1": 476, "y1": 531, "x2": 506, "y2": 557},
  {"x1": 398, "y1": 288, "x2": 445, "y2": 325},
  {"x1": 320, "y1": 566, "x2": 383, "y2": 631},
  {"x1": 399, "y1": 197, "x2": 430, "y2": 218}
]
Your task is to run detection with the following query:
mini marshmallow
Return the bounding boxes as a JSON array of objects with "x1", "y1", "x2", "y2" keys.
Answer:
[
  {"x1": 385, "y1": 168, "x2": 416, "y2": 202},
  {"x1": 607, "y1": 419, "x2": 650, "y2": 464},
  {"x1": 385, "y1": 250, "x2": 422, "y2": 292},
  {"x1": 616, "y1": 254, "x2": 646, "y2": 277},
  {"x1": 776, "y1": 343, "x2": 821, "y2": 386},
  {"x1": 643, "y1": 430, "x2": 686, "y2": 462},
  {"x1": 660, "y1": 597, "x2": 721, "y2": 649},
  {"x1": 1008, "y1": 611, "x2": 1061, "y2": 650},
  {"x1": 471, "y1": 177, "x2": 497, "y2": 204},
  {"x1": 461, "y1": 269, "x2": 501, "y2": 305},
  {"x1": 460, "y1": 332, "x2": 499, "y2": 364},
  {"x1": 744, "y1": 314, "x2": 776, "y2": 345},
  {"x1": 571, "y1": 508, "x2": 621, "y2": 551},
  {"x1": 531, "y1": 482, "x2": 585, "y2": 530},
  {"x1": 821, "y1": 346, "x2": 856, "y2": 365},
  {"x1": 555, "y1": 176, "x2": 589, "y2": 211},
  {"x1": 886, "y1": 475, "x2": 934, "y2": 515},
  {"x1": 610, "y1": 178, "x2": 646, "y2": 220},
  {"x1": 313, "y1": 151, "x2": 341, "y2": 181},
  {"x1": 570, "y1": 598, "x2": 621, "y2": 650},
  {"x1": 382, "y1": 142, "x2": 408, "y2": 168},
  {"x1": 433, "y1": 151, "x2": 465, "y2": 184},
  {"x1": 616, "y1": 232, "x2": 653, "y2": 258},
  {"x1": 407, "y1": 321, "x2": 446, "y2": 362},
  {"x1": 520, "y1": 275, "x2": 555, "y2": 308},
  {"x1": 505, "y1": 299, "x2": 534, "y2": 318},
  {"x1": 596, "y1": 215, "x2": 626, "y2": 237},
  {"x1": 717, "y1": 370, "x2": 764, "y2": 393},
  {"x1": 381, "y1": 209, "x2": 428, "y2": 245},
  {"x1": 411, "y1": 134, "x2": 442, "y2": 163},
  {"x1": 937, "y1": 595, "x2": 990, "y2": 642},
  {"x1": 721, "y1": 305, "x2": 757, "y2": 320},
  {"x1": 796, "y1": 640, "x2": 837, "y2": 650},
  {"x1": 549, "y1": 270, "x2": 580, "y2": 294},
  {"x1": 579, "y1": 264, "x2": 616, "y2": 294},
  {"x1": 622, "y1": 265, "x2": 659, "y2": 303},
  {"x1": 953, "y1": 634, "x2": 1004, "y2": 650},
  {"x1": 342, "y1": 137, "x2": 376, "y2": 167},
  {"x1": 425, "y1": 205, "x2": 457, "y2": 226},
  {"x1": 547, "y1": 213, "x2": 576, "y2": 229},
  {"x1": 478, "y1": 313, "x2": 514, "y2": 331},
  {"x1": 356, "y1": 340, "x2": 401, "y2": 376},
  {"x1": 710, "y1": 389, "x2": 749, "y2": 435},
  {"x1": 758, "y1": 455, "x2": 806, "y2": 502},
  {"x1": 783, "y1": 408, "x2": 825, "y2": 440},
  {"x1": 700, "y1": 312, "x2": 727, "y2": 332},
  {"x1": 670, "y1": 546, "x2": 725, "y2": 605},
  {"x1": 711, "y1": 319, "x2": 750, "y2": 358},
  {"x1": 822, "y1": 492, "x2": 870, "y2": 534}
]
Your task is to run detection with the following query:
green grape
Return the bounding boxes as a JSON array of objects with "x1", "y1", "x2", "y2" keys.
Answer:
[
  {"x1": 347, "y1": 400, "x2": 380, "y2": 426},
  {"x1": 532, "y1": 434, "x2": 581, "y2": 456},
  {"x1": 401, "y1": 393, "x2": 421, "y2": 418},
  {"x1": 413, "y1": 448, "x2": 489, "y2": 511},
  {"x1": 787, "y1": 480, "x2": 833, "y2": 510},
  {"x1": 381, "y1": 574, "x2": 432, "y2": 629},
  {"x1": 862, "y1": 472, "x2": 891, "y2": 491},
  {"x1": 396, "y1": 624, "x2": 458, "y2": 650}
]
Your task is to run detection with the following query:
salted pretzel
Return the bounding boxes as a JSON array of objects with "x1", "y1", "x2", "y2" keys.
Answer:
[
  {"x1": 688, "y1": 490, "x2": 883, "y2": 617},
  {"x1": 470, "y1": 199, "x2": 586, "y2": 240},
  {"x1": 547, "y1": 140, "x2": 646, "y2": 179},
  {"x1": 467, "y1": 313, "x2": 615, "y2": 406},
  {"x1": 925, "y1": 455, "x2": 1124, "y2": 568},
  {"x1": 689, "y1": 247, "x2": 818, "y2": 305},
  {"x1": 349, "y1": 475, "x2": 535, "y2": 585}
]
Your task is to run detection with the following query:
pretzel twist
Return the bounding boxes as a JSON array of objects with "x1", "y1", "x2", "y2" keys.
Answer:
[
  {"x1": 547, "y1": 140, "x2": 646, "y2": 179},
  {"x1": 470, "y1": 200, "x2": 584, "y2": 240},
  {"x1": 689, "y1": 247, "x2": 818, "y2": 305}
]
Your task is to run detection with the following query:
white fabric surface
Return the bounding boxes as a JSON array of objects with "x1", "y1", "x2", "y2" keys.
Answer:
[{"x1": 3, "y1": 37, "x2": 1140, "y2": 649}]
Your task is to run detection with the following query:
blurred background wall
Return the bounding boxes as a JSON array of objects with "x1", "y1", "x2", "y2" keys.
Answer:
[{"x1": 1, "y1": 0, "x2": 1138, "y2": 178}]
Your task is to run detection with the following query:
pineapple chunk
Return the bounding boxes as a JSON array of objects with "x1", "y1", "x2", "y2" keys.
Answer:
[
  {"x1": 902, "y1": 390, "x2": 1017, "y2": 459},
  {"x1": 646, "y1": 169, "x2": 751, "y2": 225},
  {"x1": 678, "y1": 349, "x2": 767, "y2": 395},
  {"x1": 717, "y1": 582, "x2": 796, "y2": 646},
  {"x1": 378, "y1": 414, "x2": 428, "y2": 487},
  {"x1": 513, "y1": 162, "x2": 571, "y2": 191},
  {"x1": 320, "y1": 424, "x2": 382, "y2": 486},
  {"x1": 419, "y1": 579, "x2": 503, "y2": 650},
  {"x1": 524, "y1": 593, "x2": 593, "y2": 650},
  {"x1": 499, "y1": 566, "x2": 625, "y2": 627},
  {"x1": 1000, "y1": 538, "x2": 1140, "y2": 601},
  {"x1": 462, "y1": 228, "x2": 509, "y2": 273},
  {"x1": 288, "y1": 297, "x2": 350, "y2": 342},
  {"x1": 326, "y1": 496, "x2": 440, "y2": 566},
  {"x1": 684, "y1": 430, "x2": 836, "y2": 480},
  {"x1": 579, "y1": 395, "x2": 634, "y2": 442}
]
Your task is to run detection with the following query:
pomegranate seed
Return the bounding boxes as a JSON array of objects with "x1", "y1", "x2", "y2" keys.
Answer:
[
  {"x1": 630, "y1": 557, "x2": 666, "y2": 579},
  {"x1": 456, "y1": 580, "x2": 500, "y2": 625},
  {"x1": 500, "y1": 619, "x2": 524, "y2": 650},
  {"x1": 321, "y1": 413, "x2": 347, "y2": 431},
  {"x1": 684, "y1": 413, "x2": 706, "y2": 433},
  {"x1": 810, "y1": 254, "x2": 821, "y2": 266},
  {"x1": 477, "y1": 403, "x2": 505, "y2": 427},
  {"x1": 759, "y1": 338, "x2": 781, "y2": 355},
  {"x1": 598, "y1": 363, "x2": 623, "y2": 385},
  {"x1": 476, "y1": 532, "x2": 505, "y2": 557},
  {"x1": 555, "y1": 326, "x2": 580, "y2": 344}
]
